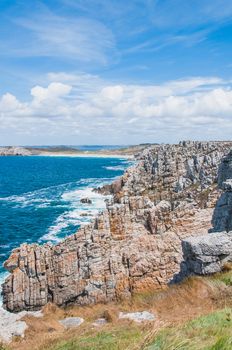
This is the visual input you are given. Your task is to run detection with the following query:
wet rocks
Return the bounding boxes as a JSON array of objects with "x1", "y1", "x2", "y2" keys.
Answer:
[
  {"x1": 2, "y1": 141, "x2": 232, "y2": 312},
  {"x1": 80, "y1": 197, "x2": 92, "y2": 204}
]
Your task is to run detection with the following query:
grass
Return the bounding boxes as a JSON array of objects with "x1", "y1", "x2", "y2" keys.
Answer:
[
  {"x1": 0, "y1": 345, "x2": 8, "y2": 350},
  {"x1": 6, "y1": 271, "x2": 232, "y2": 350},
  {"x1": 47, "y1": 324, "x2": 144, "y2": 350},
  {"x1": 146, "y1": 308, "x2": 232, "y2": 350}
]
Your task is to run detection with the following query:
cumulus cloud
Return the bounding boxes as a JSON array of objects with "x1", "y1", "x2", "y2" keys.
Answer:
[
  {"x1": 0, "y1": 75, "x2": 232, "y2": 145},
  {"x1": 31, "y1": 83, "x2": 72, "y2": 103}
]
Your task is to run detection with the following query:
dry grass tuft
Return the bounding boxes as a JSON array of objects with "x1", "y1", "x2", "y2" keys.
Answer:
[
  {"x1": 102, "y1": 309, "x2": 118, "y2": 323},
  {"x1": 6, "y1": 272, "x2": 232, "y2": 350},
  {"x1": 222, "y1": 262, "x2": 232, "y2": 272}
]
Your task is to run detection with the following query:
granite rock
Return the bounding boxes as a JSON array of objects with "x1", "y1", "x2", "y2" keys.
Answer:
[
  {"x1": 59, "y1": 317, "x2": 84, "y2": 328},
  {"x1": 92, "y1": 318, "x2": 108, "y2": 327},
  {"x1": 0, "y1": 308, "x2": 43, "y2": 343},
  {"x1": 182, "y1": 231, "x2": 232, "y2": 275},
  {"x1": 212, "y1": 150, "x2": 232, "y2": 232},
  {"x1": 119, "y1": 311, "x2": 155, "y2": 322},
  {"x1": 182, "y1": 150, "x2": 232, "y2": 276},
  {"x1": 2, "y1": 141, "x2": 232, "y2": 312}
]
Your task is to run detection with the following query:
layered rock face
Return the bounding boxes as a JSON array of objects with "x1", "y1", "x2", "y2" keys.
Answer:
[
  {"x1": 182, "y1": 232, "x2": 232, "y2": 275},
  {"x1": 212, "y1": 150, "x2": 232, "y2": 232},
  {"x1": 2, "y1": 141, "x2": 232, "y2": 312},
  {"x1": 182, "y1": 150, "x2": 232, "y2": 275}
]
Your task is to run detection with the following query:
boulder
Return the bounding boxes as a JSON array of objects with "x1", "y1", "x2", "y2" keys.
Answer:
[
  {"x1": 80, "y1": 197, "x2": 92, "y2": 204},
  {"x1": 119, "y1": 311, "x2": 155, "y2": 322},
  {"x1": 92, "y1": 318, "x2": 108, "y2": 327},
  {"x1": 59, "y1": 317, "x2": 84, "y2": 328},
  {"x1": 182, "y1": 231, "x2": 232, "y2": 275},
  {"x1": 0, "y1": 308, "x2": 43, "y2": 343}
]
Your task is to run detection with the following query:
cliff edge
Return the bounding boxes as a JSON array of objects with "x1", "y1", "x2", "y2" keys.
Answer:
[
  {"x1": 2, "y1": 141, "x2": 232, "y2": 312},
  {"x1": 182, "y1": 150, "x2": 232, "y2": 275}
]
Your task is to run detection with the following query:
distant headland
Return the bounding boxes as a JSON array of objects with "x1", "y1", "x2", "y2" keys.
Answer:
[{"x1": 0, "y1": 144, "x2": 156, "y2": 158}]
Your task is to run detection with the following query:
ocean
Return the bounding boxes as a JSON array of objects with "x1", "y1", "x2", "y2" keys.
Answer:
[{"x1": 0, "y1": 155, "x2": 131, "y2": 287}]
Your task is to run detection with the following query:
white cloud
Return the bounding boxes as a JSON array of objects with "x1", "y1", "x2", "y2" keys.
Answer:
[
  {"x1": 2, "y1": 9, "x2": 116, "y2": 65},
  {"x1": 31, "y1": 83, "x2": 72, "y2": 103},
  {"x1": 0, "y1": 75, "x2": 232, "y2": 145},
  {"x1": 0, "y1": 93, "x2": 22, "y2": 112}
]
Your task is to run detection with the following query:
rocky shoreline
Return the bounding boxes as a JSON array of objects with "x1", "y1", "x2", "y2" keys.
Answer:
[{"x1": 2, "y1": 141, "x2": 232, "y2": 313}]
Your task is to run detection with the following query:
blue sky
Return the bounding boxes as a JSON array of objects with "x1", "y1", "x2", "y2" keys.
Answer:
[{"x1": 0, "y1": 0, "x2": 232, "y2": 145}]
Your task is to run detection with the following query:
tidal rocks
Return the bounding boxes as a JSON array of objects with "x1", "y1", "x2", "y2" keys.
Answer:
[
  {"x1": 2, "y1": 141, "x2": 232, "y2": 312},
  {"x1": 80, "y1": 197, "x2": 92, "y2": 204}
]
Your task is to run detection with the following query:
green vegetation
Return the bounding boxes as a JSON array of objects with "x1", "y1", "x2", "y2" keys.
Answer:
[
  {"x1": 7, "y1": 271, "x2": 232, "y2": 350},
  {"x1": 212, "y1": 270, "x2": 232, "y2": 287},
  {"x1": 47, "y1": 324, "x2": 143, "y2": 350},
  {"x1": 0, "y1": 344, "x2": 8, "y2": 350},
  {"x1": 146, "y1": 308, "x2": 232, "y2": 350}
]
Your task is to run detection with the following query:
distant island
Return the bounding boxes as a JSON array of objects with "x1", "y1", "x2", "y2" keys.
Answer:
[{"x1": 0, "y1": 144, "x2": 154, "y2": 158}]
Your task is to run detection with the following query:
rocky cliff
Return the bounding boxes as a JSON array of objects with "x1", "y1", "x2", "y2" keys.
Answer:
[
  {"x1": 182, "y1": 150, "x2": 232, "y2": 275},
  {"x1": 212, "y1": 150, "x2": 232, "y2": 232},
  {"x1": 2, "y1": 141, "x2": 232, "y2": 312}
]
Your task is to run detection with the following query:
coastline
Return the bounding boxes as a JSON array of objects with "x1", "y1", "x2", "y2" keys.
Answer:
[
  {"x1": 0, "y1": 154, "x2": 135, "y2": 342},
  {"x1": 0, "y1": 144, "x2": 150, "y2": 158},
  {"x1": 1, "y1": 142, "x2": 232, "y2": 346},
  {"x1": 35, "y1": 152, "x2": 135, "y2": 159},
  {"x1": 0, "y1": 154, "x2": 134, "y2": 295}
]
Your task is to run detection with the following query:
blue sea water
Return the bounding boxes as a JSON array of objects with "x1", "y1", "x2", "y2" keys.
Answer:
[{"x1": 0, "y1": 155, "x2": 131, "y2": 284}]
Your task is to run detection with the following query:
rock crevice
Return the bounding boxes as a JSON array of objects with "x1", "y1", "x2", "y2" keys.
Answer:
[
  {"x1": 2, "y1": 141, "x2": 232, "y2": 312},
  {"x1": 182, "y1": 150, "x2": 232, "y2": 276}
]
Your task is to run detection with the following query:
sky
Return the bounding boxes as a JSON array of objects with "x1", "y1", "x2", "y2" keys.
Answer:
[{"x1": 0, "y1": 0, "x2": 232, "y2": 145}]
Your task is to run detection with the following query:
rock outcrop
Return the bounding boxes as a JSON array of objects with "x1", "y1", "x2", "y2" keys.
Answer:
[
  {"x1": 182, "y1": 232, "x2": 232, "y2": 275},
  {"x1": 2, "y1": 141, "x2": 232, "y2": 312},
  {"x1": 0, "y1": 308, "x2": 43, "y2": 343},
  {"x1": 0, "y1": 147, "x2": 31, "y2": 156},
  {"x1": 212, "y1": 150, "x2": 232, "y2": 232},
  {"x1": 182, "y1": 150, "x2": 232, "y2": 276}
]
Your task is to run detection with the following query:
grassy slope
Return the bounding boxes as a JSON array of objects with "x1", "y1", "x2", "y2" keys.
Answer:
[
  {"x1": 48, "y1": 324, "x2": 143, "y2": 350},
  {"x1": 147, "y1": 308, "x2": 232, "y2": 350},
  {"x1": 4, "y1": 271, "x2": 232, "y2": 350}
]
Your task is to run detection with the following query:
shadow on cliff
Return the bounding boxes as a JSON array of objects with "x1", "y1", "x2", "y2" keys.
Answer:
[{"x1": 170, "y1": 149, "x2": 232, "y2": 285}]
